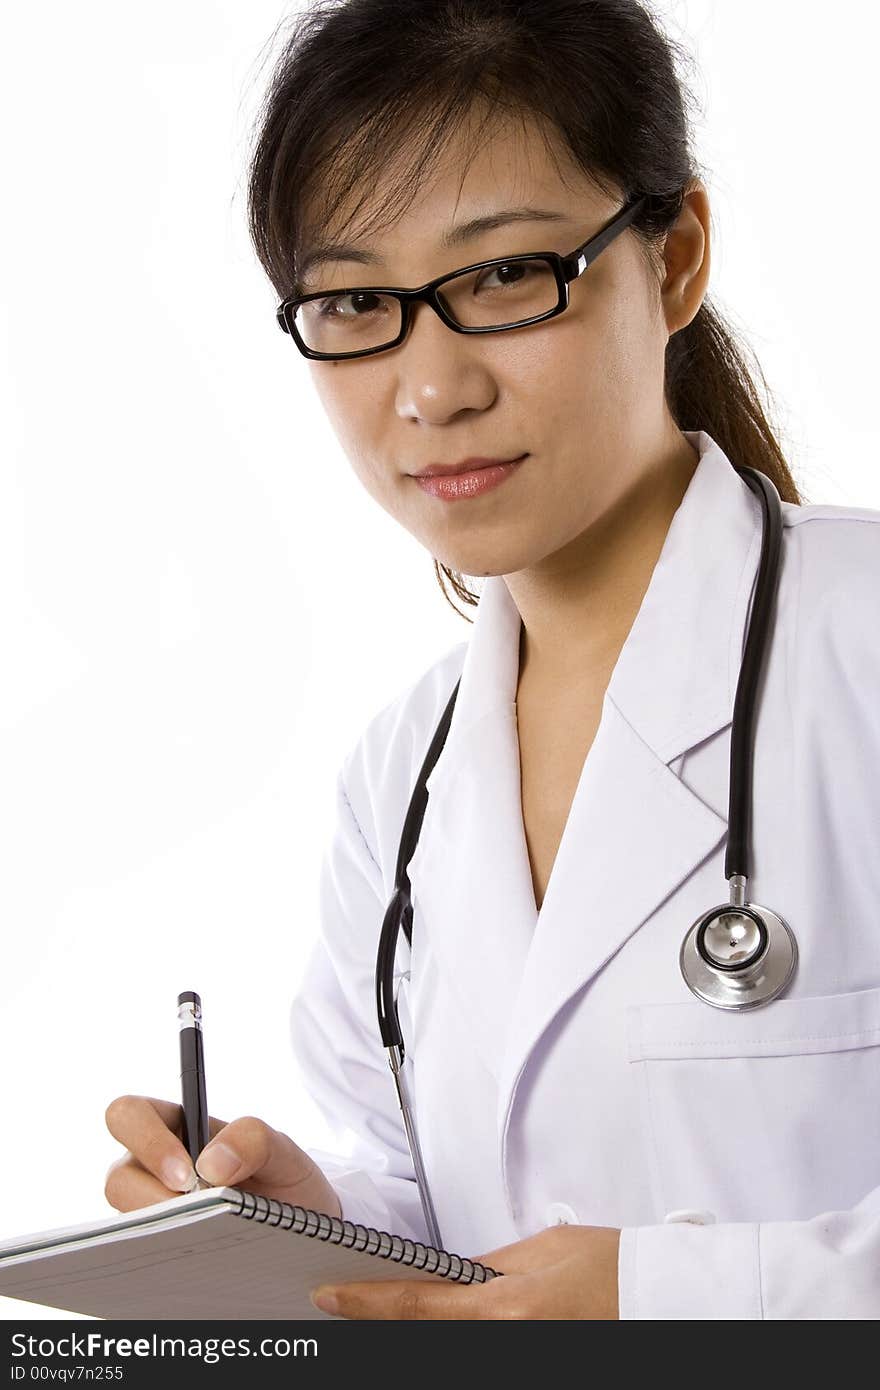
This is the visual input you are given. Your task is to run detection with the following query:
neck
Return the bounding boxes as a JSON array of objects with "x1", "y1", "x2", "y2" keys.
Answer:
[{"x1": 506, "y1": 429, "x2": 699, "y2": 693}]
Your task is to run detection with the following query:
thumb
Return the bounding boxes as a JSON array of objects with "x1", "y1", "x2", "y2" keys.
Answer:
[{"x1": 196, "y1": 1116, "x2": 311, "y2": 1195}]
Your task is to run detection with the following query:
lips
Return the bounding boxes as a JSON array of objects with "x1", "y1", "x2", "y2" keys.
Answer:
[
  {"x1": 412, "y1": 454, "x2": 527, "y2": 478},
  {"x1": 411, "y1": 455, "x2": 526, "y2": 501}
]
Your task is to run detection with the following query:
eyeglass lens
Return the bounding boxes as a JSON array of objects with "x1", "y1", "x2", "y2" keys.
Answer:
[{"x1": 294, "y1": 257, "x2": 560, "y2": 355}]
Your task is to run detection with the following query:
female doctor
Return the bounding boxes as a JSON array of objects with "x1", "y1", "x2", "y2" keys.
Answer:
[{"x1": 103, "y1": 0, "x2": 880, "y2": 1318}]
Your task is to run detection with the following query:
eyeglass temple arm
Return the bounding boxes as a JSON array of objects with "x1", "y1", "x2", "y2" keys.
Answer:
[{"x1": 560, "y1": 194, "x2": 647, "y2": 283}]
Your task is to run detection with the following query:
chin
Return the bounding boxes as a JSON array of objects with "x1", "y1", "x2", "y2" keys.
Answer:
[
  {"x1": 432, "y1": 547, "x2": 529, "y2": 580},
  {"x1": 421, "y1": 518, "x2": 547, "y2": 579}
]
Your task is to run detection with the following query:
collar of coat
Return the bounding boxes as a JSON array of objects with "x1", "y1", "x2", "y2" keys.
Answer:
[{"x1": 407, "y1": 428, "x2": 767, "y2": 1103}]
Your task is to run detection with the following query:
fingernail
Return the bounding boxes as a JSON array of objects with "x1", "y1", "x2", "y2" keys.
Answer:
[
  {"x1": 162, "y1": 1156, "x2": 197, "y2": 1192},
  {"x1": 195, "y1": 1141, "x2": 241, "y2": 1186},
  {"x1": 311, "y1": 1287, "x2": 339, "y2": 1316}
]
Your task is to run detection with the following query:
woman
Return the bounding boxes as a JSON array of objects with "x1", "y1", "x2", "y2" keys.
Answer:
[{"x1": 103, "y1": 0, "x2": 880, "y2": 1318}]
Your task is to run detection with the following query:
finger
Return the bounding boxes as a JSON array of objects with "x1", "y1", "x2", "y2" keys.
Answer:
[
  {"x1": 104, "y1": 1095, "x2": 227, "y2": 1193},
  {"x1": 195, "y1": 1117, "x2": 317, "y2": 1201},
  {"x1": 106, "y1": 1096, "x2": 228, "y2": 1143},
  {"x1": 310, "y1": 1274, "x2": 512, "y2": 1321},
  {"x1": 103, "y1": 1154, "x2": 186, "y2": 1213}
]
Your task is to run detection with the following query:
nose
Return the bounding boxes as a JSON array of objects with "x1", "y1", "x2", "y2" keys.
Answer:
[{"x1": 394, "y1": 301, "x2": 498, "y2": 424}]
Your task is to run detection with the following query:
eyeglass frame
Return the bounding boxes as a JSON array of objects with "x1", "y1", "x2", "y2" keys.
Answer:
[{"x1": 275, "y1": 193, "x2": 648, "y2": 361}]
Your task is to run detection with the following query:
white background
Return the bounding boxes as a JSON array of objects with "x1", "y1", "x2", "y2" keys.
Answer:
[{"x1": 1, "y1": 0, "x2": 878, "y2": 1319}]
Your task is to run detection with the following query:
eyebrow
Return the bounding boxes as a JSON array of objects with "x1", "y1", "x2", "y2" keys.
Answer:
[{"x1": 297, "y1": 206, "x2": 575, "y2": 279}]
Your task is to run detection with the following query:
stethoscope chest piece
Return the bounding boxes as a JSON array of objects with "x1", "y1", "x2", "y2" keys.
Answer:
[{"x1": 680, "y1": 889, "x2": 798, "y2": 1010}]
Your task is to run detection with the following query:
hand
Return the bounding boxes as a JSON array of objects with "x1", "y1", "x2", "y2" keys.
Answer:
[
  {"x1": 310, "y1": 1223, "x2": 621, "y2": 1319},
  {"x1": 103, "y1": 1094, "x2": 342, "y2": 1219}
]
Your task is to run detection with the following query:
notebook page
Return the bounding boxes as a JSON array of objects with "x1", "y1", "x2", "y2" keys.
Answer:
[
  {"x1": 0, "y1": 1205, "x2": 453, "y2": 1320},
  {"x1": 0, "y1": 1186, "x2": 237, "y2": 1259}
]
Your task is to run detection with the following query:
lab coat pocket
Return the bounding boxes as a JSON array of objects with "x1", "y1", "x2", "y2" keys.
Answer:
[{"x1": 627, "y1": 985, "x2": 880, "y2": 1223}]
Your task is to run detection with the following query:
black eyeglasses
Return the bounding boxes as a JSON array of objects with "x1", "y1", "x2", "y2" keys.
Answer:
[{"x1": 275, "y1": 194, "x2": 647, "y2": 361}]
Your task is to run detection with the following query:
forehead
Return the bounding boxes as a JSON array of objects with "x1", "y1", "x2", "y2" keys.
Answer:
[{"x1": 297, "y1": 108, "x2": 606, "y2": 271}]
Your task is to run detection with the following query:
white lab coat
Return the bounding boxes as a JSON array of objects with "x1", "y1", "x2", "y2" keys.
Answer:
[{"x1": 290, "y1": 428, "x2": 880, "y2": 1319}]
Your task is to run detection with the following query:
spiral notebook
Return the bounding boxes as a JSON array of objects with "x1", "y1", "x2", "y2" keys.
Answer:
[{"x1": 0, "y1": 1186, "x2": 499, "y2": 1320}]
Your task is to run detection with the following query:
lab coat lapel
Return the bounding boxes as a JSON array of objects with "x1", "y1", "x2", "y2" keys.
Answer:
[
  {"x1": 408, "y1": 430, "x2": 765, "y2": 1101},
  {"x1": 406, "y1": 575, "x2": 537, "y2": 1083}
]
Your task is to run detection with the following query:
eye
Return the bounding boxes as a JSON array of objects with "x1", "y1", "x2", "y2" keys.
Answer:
[
  {"x1": 318, "y1": 290, "x2": 386, "y2": 318},
  {"x1": 475, "y1": 262, "x2": 534, "y2": 291}
]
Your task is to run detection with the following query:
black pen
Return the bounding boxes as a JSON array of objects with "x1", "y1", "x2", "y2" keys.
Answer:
[{"x1": 177, "y1": 991, "x2": 210, "y2": 1190}]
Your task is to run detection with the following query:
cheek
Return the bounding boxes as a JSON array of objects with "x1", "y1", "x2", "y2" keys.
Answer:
[
  {"x1": 524, "y1": 307, "x2": 665, "y2": 478},
  {"x1": 504, "y1": 303, "x2": 641, "y2": 429},
  {"x1": 310, "y1": 366, "x2": 391, "y2": 485},
  {"x1": 311, "y1": 365, "x2": 370, "y2": 442}
]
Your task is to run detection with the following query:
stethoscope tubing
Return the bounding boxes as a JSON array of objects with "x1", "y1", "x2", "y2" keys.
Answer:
[{"x1": 724, "y1": 467, "x2": 784, "y2": 882}]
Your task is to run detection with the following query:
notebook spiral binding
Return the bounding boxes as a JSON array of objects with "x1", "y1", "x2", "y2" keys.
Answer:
[{"x1": 229, "y1": 1189, "x2": 500, "y2": 1284}]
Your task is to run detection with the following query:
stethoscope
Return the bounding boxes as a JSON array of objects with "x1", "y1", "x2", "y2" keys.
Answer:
[{"x1": 375, "y1": 464, "x2": 797, "y2": 1248}]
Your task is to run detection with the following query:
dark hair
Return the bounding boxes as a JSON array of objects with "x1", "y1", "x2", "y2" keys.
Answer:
[{"x1": 246, "y1": 0, "x2": 803, "y2": 621}]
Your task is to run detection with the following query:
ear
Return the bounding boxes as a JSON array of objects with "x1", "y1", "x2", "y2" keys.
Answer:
[{"x1": 659, "y1": 179, "x2": 711, "y2": 337}]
